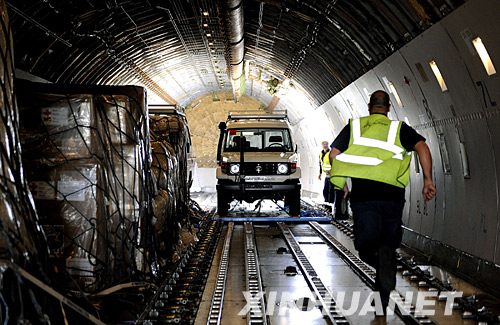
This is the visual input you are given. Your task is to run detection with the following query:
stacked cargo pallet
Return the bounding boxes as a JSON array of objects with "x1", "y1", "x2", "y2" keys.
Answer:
[
  {"x1": 150, "y1": 111, "x2": 195, "y2": 265},
  {"x1": 17, "y1": 81, "x2": 154, "y2": 293},
  {"x1": 0, "y1": 2, "x2": 197, "y2": 320}
]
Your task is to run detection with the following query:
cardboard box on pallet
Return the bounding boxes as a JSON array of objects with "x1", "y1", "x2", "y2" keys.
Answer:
[
  {"x1": 16, "y1": 80, "x2": 149, "y2": 151},
  {"x1": 95, "y1": 95, "x2": 138, "y2": 145},
  {"x1": 26, "y1": 161, "x2": 106, "y2": 292},
  {"x1": 18, "y1": 93, "x2": 95, "y2": 161},
  {"x1": 104, "y1": 143, "x2": 145, "y2": 272}
]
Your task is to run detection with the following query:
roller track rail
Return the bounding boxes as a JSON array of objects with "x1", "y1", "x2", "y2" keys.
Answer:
[
  {"x1": 139, "y1": 219, "x2": 222, "y2": 324},
  {"x1": 277, "y1": 222, "x2": 350, "y2": 325},
  {"x1": 308, "y1": 221, "x2": 427, "y2": 325},
  {"x1": 206, "y1": 222, "x2": 234, "y2": 325},
  {"x1": 331, "y1": 220, "x2": 500, "y2": 324},
  {"x1": 243, "y1": 222, "x2": 269, "y2": 325}
]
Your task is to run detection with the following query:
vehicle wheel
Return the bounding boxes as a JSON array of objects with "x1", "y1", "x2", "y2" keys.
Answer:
[
  {"x1": 284, "y1": 195, "x2": 290, "y2": 208},
  {"x1": 288, "y1": 189, "x2": 301, "y2": 216},
  {"x1": 217, "y1": 190, "x2": 229, "y2": 216}
]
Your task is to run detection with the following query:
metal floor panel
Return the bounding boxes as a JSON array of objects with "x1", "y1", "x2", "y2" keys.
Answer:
[
  {"x1": 317, "y1": 222, "x2": 482, "y2": 325},
  {"x1": 254, "y1": 226, "x2": 329, "y2": 325},
  {"x1": 195, "y1": 215, "x2": 492, "y2": 325},
  {"x1": 288, "y1": 224, "x2": 407, "y2": 325}
]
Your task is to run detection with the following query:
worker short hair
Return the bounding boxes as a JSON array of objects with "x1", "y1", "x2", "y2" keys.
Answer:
[{"x1": 369, "y1": 90, "x2": 390, "y2": 109}]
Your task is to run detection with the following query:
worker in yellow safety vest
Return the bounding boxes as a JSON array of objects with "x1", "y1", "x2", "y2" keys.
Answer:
[
  {"x1": 329, "y1": 90, "x2": 436, "y2": 315},
  {"x1": 319, "y1": 141, "x2": 349, "y2": 219},
  {"x1": 318, "y1": 141, "x2": 333, "y2": 203}
]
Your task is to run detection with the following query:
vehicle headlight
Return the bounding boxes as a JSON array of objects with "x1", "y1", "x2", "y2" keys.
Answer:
[
  {"x1": 277, "y1": 163, "x2": 288, "y2": 174},
  {"x1": 230, "y1": 164, "x2": 240, "y2": 174}
]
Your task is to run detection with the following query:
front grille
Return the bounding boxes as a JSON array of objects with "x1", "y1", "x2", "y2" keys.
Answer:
[{"x1": 240, "y1": 162, "x2": 279, "y2": 175}]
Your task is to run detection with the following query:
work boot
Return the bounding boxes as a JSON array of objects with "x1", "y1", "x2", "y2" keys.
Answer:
[
  {"x1": 378, "y1": 245, "x2": 396, "y2": 293},
  {"x1": 371, "y1": 294, "x2": 388, "y2": 317}
]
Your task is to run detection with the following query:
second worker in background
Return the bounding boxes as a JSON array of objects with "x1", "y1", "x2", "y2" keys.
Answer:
[{"x1": 319, "y1": 141, "x2": 348, "y2": 219}]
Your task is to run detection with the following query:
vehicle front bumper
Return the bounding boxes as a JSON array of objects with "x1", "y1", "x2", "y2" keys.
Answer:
[{"x1": 217, "y1": 182, "x2": 300, "y2": 192}]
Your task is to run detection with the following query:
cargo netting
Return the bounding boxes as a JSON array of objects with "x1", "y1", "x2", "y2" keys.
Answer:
[
  {"x1": 149, "y1": 112, "x2": 194, "y2": 266},
  {"x1": 17, "y1": 82, "x2": 158, "y2": 294},
  {"x1": 0, "y1": 0, "x2": 198, "y2": 319},
  {"x1": 0, "y1": 0, "x2": 48, "y2": 272}
]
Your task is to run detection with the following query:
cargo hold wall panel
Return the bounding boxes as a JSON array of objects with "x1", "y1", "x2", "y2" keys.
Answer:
[{"x1": 304, "y1": 0, "x2": 500, "y2": 269}]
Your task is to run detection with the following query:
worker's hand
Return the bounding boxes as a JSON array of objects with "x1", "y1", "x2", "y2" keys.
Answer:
[
  {"x1": 326, "y1": 170, "x2": 331, "y2": 176},
  {"x1": 342, "y1": 183, "x2": 349, "y2": 199},
  {"x1": 422, "y1": 180, "x2": 436, "y2": 202},
  {"x1": 318, "y1": 174, "x2": 322, "y2": 180}
]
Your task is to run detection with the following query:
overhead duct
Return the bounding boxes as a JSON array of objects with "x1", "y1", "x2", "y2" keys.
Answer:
[{"x1": 222, "y1": 0, "x2": 245, "y2": 102}]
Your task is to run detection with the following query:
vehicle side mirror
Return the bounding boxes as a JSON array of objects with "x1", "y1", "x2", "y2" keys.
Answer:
[
  {"x1": 295, "y1": 144, "x2": 298, "y2": 153},
  {"x1": 218, "y1": 122, "x2": 226, "y2": 130}
]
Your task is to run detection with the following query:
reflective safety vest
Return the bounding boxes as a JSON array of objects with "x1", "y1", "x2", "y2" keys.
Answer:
[
  {"x1": 330, "y1": 114, "x2": 412, "y2": 189},
  {"x1": 320, "y1": 149, "x2": 331, "y2": 174}
]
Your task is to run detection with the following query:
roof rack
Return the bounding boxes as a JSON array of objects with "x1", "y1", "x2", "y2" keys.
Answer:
[{"x1": 227, "y1": 110, "x2": 288, "y2": 121}]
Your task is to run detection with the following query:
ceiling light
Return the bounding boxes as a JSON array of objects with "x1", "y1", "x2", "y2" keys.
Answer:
[
  {"x1": 203, "y1": 23, "x2": 208, "y2": 27},
  {"x1": 472, "y1": 37, "x2": 496, "y2": 75},
  {"x1": 208, "y1": 42, "x2": 213, "y2": 45},
  {"x1": 203, "y1": 11, "x2": 209, "y2": 16},
  {"x1": 429, "y1": 60, "x2": 448, "y2": 91},
  {"x1": 211, "y1": 49, "x2": 215, "y2": 52},
  {"x1": 206, "y1": 33, "x2": 211, "y2": 37},
  {"x1": 388, "y1": 82, "x2": 403, "y2": 106},
  {"x1": 363, "y1": 88, "x2": 371, "y2": 99},
  {"x1": 337, "y1": 109, "x2": 346, "y2": 125}
]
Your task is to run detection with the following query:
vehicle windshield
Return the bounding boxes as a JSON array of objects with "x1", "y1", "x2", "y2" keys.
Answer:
[{"x1": 224, "y1": 128, "x2": 293, "y2": 152}]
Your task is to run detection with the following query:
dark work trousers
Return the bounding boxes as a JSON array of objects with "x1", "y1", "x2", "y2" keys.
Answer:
[
  {"x1": 323, "y1": 176, "x2": 334, "y2": 203},
  {"x1": 333, "y1": 189, "x2": 349, "y2": 220},
  {"x1": 351, "y1": 200, "x2": 405, "y2": 305}
]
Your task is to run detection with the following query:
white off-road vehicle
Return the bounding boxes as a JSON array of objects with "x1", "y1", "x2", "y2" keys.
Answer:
[{"x1": 216, "y1": 111, "x2": 301, "y2": 216}]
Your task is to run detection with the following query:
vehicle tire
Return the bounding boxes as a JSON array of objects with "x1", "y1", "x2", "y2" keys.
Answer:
[
  {"x1": 217, "y1": 190, "x2": 229, "y2": 216},
  {"x1": 284, "y1": 194, "x2": 290, "y2": 208},
  {"x1": 288, "y1": 189, "x2": 301, "y2": 216}
]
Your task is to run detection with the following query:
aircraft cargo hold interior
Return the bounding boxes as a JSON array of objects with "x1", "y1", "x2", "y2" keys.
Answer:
[{"x1": 1, "y1": 0, "x2": 500, "y2": 324}]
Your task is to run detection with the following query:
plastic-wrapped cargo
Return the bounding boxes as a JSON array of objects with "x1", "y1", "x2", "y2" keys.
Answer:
[
  {"x1": 17, "y1": 81, "x2": 154, "y2": 293},
  {"x1": 95, "y1": 95, "x2": 142, "y2": 145},
  {"x1": 19, "y1": 94, "x2": 95, "y2": 162},
  {"x1": 150, "y1": 113, "x2": 191, "y2": 216},
  {"x1": 0, "y1": 0, "x2": 48, "y2": 270},
  {"x1": 151, "y1": 141, "x2": 178, "y2": 259},
  {"x1": 104, "y1": 144, "x2": 145, "y2": 273},
  {"x1": 149, "y1": 115, "x2": 183, "y2": 135},
  {"x1": 149, "y1": 110, "x2": 193, "y2": 264},
  {"x1": 26, "y1": 161, "x2": 105, "y2": 291}
]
